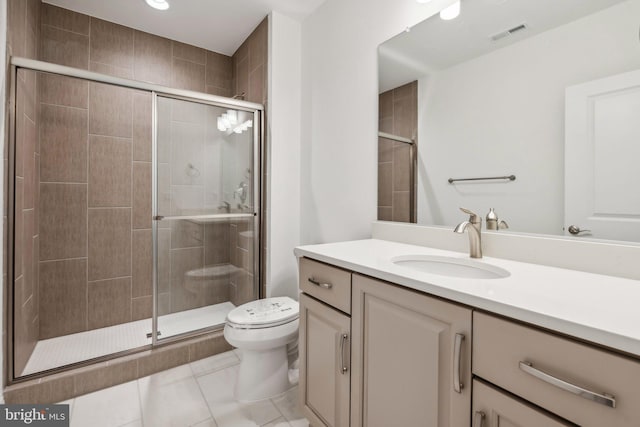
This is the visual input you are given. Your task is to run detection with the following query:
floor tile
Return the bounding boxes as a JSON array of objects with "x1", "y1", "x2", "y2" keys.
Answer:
[
  {"x1": 197, "y1": 366, "x2": 282, "y2": 427},
  {"x1": 55, "y1": 352, "x2": 308, "y2": 427},
  {"x1": 190, "y1": 350, "x2": 239, "y2": 377},
  {"x1": 71, "y1": 381, "x2": 140, "y2": 427},
  {"x1": 191, "y1": 418, "x2": 218, "y2": 427},
  {"x1": 139, "y1": 375, "x2": 212, "y2": 427},
  {"x1": 271, "y1": 387, "x2": 305, "y2": 424},
  {"x1": 139, "y1": 364, "x2": 194, "y2": 388},
  {"x1": 261, "y1": 417, "x2": 290, "y2": 427},
  {"x1": 58, "y1": 399, "x2": 75, "y2": 420}
]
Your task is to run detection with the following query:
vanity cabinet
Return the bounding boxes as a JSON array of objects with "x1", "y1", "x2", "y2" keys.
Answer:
[
  {"x1": 299, "y1": 293, "x2": 351, "y2": 427},
  {"x1": 474, "y1": 312, "x2": 640, "y2": 427},
  {"x1": 472, "y1": 379, "x2": 572, "y2": 427},
  {"x1": 350, "y1": 274, "x2": 472, "y2": 427},
  {"x1": 299, "y1": 258, "x2": 352, "y2": 427},
  {"x1": 298, "y1": 258, "x2": 473, "y2": 427},
  {"x1": 298, "y1": 254, "x2": 640, "y2": 427}
]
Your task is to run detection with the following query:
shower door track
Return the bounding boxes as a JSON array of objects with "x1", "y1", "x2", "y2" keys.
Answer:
[
  {"x1": 6, "y1": 56, "x2": 265, "y2": 384},
  {"x1": 10, "y1": 57, "x2": 264, "y2": 111}
]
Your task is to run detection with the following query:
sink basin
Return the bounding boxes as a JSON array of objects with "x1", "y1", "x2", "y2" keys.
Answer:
[{"x1": 391, "y1": 255, "x2": 510, "y2": 279}]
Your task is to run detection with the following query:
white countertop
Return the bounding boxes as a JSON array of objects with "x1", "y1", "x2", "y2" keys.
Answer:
[{"x1": 294, "y1": 239, "x2": 640, "y2": 358}]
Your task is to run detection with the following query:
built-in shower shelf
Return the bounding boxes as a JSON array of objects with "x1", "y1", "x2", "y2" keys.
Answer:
[{"x1": 186, "y1": 264, "x2": 241, "y2": 279}]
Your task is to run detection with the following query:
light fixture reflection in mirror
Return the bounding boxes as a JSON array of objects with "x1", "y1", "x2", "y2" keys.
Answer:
[{"x1": 377, "y1": 0, "x2": 640, "y2": 244}]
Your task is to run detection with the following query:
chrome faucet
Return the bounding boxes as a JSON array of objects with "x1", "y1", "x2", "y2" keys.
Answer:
[
  {"x1": 454, "y1": 207, "x2": 482, "y2": 258},
  {"x1": 218, "y1": 201, "x2": 231, "y2": 213}
]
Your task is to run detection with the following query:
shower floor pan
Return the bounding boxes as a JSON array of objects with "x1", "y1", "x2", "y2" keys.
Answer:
[{"x1": 21, "y1": 301, "x2": 235, "y2": 376}]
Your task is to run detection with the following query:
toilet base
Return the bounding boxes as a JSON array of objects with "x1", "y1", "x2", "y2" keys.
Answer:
[{"x1": 235, "y1": 346, "x2": 292, "y2": 402}]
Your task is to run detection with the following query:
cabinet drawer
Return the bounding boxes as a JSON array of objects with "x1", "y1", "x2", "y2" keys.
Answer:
[
  {"x1": 474, "y1": 312, "x2": 640, "y2": 427},
  {"x1": 472, "y1": 379, "x2": 572, "y2": 427},
  {"x1": 299, "y1": 257, "x2": 351, "y2": 314}
]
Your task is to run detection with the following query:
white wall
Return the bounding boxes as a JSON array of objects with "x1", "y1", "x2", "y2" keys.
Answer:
[
  {"x1": 417, "y1": 0, "x2": 640, "y2": 234},
  {"x1": 0, "y1": 0, "x2": 6, "y2": 402},
  {"x1": 300, "y1": 0, "x2": 456, "y2": 245},
  {"x1": 267, "y1": 12, "x2": 302, "y2": 299}
]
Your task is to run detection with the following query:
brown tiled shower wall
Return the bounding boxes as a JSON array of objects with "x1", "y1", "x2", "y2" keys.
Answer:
[
  {"x1": 7, "y1": 0, "x2": 42, "y2": 378},
  {"x1": 378, "y1": 81, "x2": 417, "y2": 222},
  {"x1": 7, "y1": 1, "x2": 268, "y2": 376},
  {"x1": 229, "y1": 18, "x2": 267, "y2": 306}
]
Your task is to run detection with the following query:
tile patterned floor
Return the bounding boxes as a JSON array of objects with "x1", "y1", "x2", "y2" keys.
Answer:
[{"x1": 59, "y1": 350, "x2": 308, "y2": 427}]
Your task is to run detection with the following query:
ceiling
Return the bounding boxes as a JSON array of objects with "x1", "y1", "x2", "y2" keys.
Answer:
[
  {"x1": 379, "y1": 0, "x2": 627, "y2": 92},
  {"x1": 43, "y1": 0, "x2": 327, "y2": 56}
]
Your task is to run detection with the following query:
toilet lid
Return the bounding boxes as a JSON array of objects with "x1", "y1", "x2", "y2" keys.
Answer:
[{"x1": 226, "y1": 297, "x2": 299, "y2": 328}]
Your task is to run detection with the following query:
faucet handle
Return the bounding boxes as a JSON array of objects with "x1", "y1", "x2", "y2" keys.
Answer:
[{"x1": 459, "y1": 207, "x2": 480, "y2": 223}]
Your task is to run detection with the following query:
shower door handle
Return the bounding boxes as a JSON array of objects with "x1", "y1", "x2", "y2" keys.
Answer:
[{"x1": 153, "y1": 215, "x2": 164, "y2": 221}]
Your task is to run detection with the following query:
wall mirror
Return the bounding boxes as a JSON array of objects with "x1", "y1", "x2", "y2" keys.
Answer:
[{"x1": 377, "y1": 0, "x2": 640, "y2": 243}]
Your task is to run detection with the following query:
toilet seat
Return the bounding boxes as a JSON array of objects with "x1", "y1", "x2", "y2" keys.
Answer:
[{"x1": 226, "y1": 297, "x2": 299, "y2": 330}]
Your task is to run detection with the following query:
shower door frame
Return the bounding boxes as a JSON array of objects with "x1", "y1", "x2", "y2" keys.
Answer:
[
  {"x1": 150, "y1": 93, "x2": 263, "y2": 346},
  {"x1": 5, "y1": 57, "x2": 265, "y2": 384}
]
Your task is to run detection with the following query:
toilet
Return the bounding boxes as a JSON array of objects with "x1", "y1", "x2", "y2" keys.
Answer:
[{"x1": 223, "y1": 296, "x2": 299, "y2": 402}]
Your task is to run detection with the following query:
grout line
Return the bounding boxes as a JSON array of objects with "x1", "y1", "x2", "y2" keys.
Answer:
[
  {"x1": 135, "y1": 378, "x2": 145, "y2": 427},
  {"x1": 86, "y1": 133, "x2": 133, "y2": 141},
  {"x1": 88, "y1": 275, "x2": 133, "y2": 285},
  {"x1": 193, "y1": 364, "x2": 217, "y2": 425},
  {"x1": 40, "y1": 256, "x2": 88, "y2": 264},
  {"x1": 39, "y1": 181, "x2": 88, "y2": 185},
  {"x1": 85, "y1": 206, "x2": 132, "y2": 210},
  {"x1": 87, "y1": 133, "x2": 132, "y2": 142},
  {"x1": 39, "y1": 101, "x2": 87, "y2": 112},
  {"x1": 86, "y1": 80, "x2": 90, "y2": 331},
  {"x1": 41, "y1": 23, "x2": 89, "y2": 38},
  {"x1": 130, "y1": 89, "x2": 134, "y2": 324}
]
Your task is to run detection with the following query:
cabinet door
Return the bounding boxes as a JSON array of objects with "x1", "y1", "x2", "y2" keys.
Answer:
[
  {"x1": 350, "y1": 274, "x2": 472, "y2": 427},
  {"x1": 299, "y1": 293, "x2": 351, "y2": 427},
  {"x1": 472, "y1": 380, "x2": 573, "y2": 427}
]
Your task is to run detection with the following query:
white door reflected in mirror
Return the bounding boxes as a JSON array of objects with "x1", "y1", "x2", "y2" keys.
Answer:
[{"x1": 565, "y1": 69, "x2": 640, "y2": 241}]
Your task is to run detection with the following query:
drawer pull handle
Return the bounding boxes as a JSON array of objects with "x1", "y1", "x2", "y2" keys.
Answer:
[
  {"x1": 340, "y1": 333, "x2": 349, "y2": 375},
  {"x1": 519, "y1": 361, "x2": 616, "y2": 408},
  {"x1": 473, "y1": 411, "x2": 485, "y2": 427},
  {"x1": 308, "y1": 277, "x2": 333, "y2": 289},
  {"x1": 453, "y1": 333, "x2": 465, "y2": 393}
]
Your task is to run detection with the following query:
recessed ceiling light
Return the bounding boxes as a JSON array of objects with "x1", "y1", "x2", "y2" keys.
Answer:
[
  {"x1": 440, "y1": 0, "x2": 461, "y2": 20},
  {"x1": 416, "y1": 0, "x2": 434, "y2": 3},
  {"x1": 145, "y1": 0, "x2": 169, "y2": 11}
]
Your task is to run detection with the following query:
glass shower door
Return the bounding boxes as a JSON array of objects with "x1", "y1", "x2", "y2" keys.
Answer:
[{"x1": 153, "y1": 95, "x2": 259, "y2": 341}]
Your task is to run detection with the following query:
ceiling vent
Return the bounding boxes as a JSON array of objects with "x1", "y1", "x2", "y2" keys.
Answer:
[{"x1": 490, "y1": 23, "x2": 528, "y2": 42}]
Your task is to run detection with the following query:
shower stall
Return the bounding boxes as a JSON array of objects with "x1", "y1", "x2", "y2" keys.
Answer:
[{"x1": 8, "y1": 57, "x2": 263, "y2": 380}]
